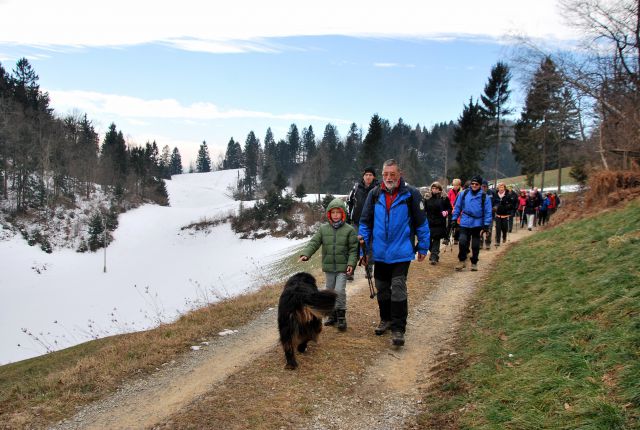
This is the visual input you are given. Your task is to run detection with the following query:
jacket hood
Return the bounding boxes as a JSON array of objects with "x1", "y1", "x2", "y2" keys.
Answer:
[{"x1": 326, "y1": 198, "x2": 347, "y2": 222}]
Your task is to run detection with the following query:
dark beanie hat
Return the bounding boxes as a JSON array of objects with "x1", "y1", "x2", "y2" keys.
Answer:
[
  {"x1": 471, "y1": 175, "x2": 483, "y2": 184},
  {"x1": 363, "y1": 166, "x2": 376, "y2": 176}
]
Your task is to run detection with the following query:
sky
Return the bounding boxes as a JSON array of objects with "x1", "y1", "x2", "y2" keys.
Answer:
[
  {"x1": 0, "y1": 169, "x2": 308, "y2": 365},
  {"x1": 0, "y1": 0, "x2": 579, "y2": 167}
]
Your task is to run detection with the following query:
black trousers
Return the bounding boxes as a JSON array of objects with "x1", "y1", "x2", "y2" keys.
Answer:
[
  {"x1": 495, "y1": 216, "x2": 509, "y2": 243},
  {"x1": 458, "y1": 226, "x2": 483, "y2": 264},
  {"x1": 374, "y1": 261, "x2": 410, "y2": 333}
]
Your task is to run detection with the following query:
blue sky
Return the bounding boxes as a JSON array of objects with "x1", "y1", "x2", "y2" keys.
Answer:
[{"x1": 0, "y1": 0, "x2": 578, "y2": 167}]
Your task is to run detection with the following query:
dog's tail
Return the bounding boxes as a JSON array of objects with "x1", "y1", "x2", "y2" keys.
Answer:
[{"x1": 304, "y1": 289, "x2": 337, "y2": 314}]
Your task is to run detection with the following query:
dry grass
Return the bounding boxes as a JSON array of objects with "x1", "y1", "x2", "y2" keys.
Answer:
[
  {"x1": 584, "y1": 169, "x2": 640, "y2": 207},
  {"x1": 0, "y1": 280, "x2": 285, "y2": 429}
]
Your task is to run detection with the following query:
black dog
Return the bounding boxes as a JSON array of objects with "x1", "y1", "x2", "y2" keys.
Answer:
[{"x1": 277, "y1": 272, "x2": 337, "y2": 369}]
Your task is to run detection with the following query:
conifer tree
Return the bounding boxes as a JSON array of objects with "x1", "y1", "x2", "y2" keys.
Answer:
[
  {"x1": 169, "y1": 147, "x2": 183, "y2": 175},
  {"x1": 513, "y1": 57, "x2": 565, "y2": 189},
  {"x1": 88, "y1": 212, "x2": 105, "y2": 251},
  {"x1": 196, "y1": 140, "x2": 212, "y2": 173},
  {"x1": 480, "y1": 61, "x2": 513, "y2": 185},
  {"x1": 159, "y1": 145, "x2": 171, "y2": 179},
  {"x1": 302, "y1": 125, "x2": 316, "y2": 162},
  {"x1": 101, "y1": 123, "x2": 128, "y2": 184},
  {"x1": 359, "y1": 114, "x2": 385, "y2": 172},
  {"x1": 452, "y1": 97, "x2": 487, "y2": 182},
  {"x1": 223, "y1": 137, "x2": 243, "y2": 169},
  {"x1": 243, "y1": 131, "x2": 260, "y2": 197},
  {"x1": 261, "y1": 128, "x2": 278, "y2": 189},
  {"x1": 286, "y1": 124, "x2": 301, "y2": 168}
]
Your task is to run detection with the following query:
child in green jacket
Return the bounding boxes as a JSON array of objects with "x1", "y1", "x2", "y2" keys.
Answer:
[{"x1": 298, "y1": 198, "x2": 358, "y2": 330}]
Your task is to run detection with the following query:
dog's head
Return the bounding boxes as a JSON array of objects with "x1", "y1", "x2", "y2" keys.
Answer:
[{"x1": 286, "y1": 272, "x2": 317, "y2": 288}]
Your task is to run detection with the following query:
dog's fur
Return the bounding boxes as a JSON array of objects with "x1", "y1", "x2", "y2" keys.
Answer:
[{"x1": 277, "y1": 272, "x2": 337, "y2": 369}]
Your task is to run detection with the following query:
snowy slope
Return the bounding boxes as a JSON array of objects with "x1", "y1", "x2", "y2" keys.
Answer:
[{"x1": 0, "y1": 170, "x2": 305, "y2": 365}]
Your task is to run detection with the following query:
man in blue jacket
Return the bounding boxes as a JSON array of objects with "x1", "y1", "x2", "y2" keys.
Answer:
[
  {"x1": 359, "y1": 159, "x2": 430, "y2": 346},
  {"x1": 451, "y1": 175, "x2": 494, "y2": 271}
]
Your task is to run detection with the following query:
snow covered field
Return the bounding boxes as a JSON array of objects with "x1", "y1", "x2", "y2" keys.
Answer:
[{"x1": 0, "y1": 170, "x2": 305, "y2": 365}]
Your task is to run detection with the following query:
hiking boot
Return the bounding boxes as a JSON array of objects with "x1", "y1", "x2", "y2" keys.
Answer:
[
  {"x1": 495, "y1": 243, "x2": 500, "y2": 247},
  {"x1": 453, "y1": 240, "x2": 458, "y2": 245},
  {"x1": 471, "y1": 263, "x2": 478, "y2": 271},
  {"x1": 455, "y1": 260, "x2": 466, "y2": 271},
  {"x1": 324, "y1": 311, "x2": 336, "y2": 326},
  {"x1": 336, "y1": 310, "x2": 347, "y2": 331},
  {"x1": 391, "y1": 331, "x2": 405, "y2": 346},
  {"x1": 430, "y1": 259, "x2": 437, "y2": 265},
  {"x1": 485, "y1": 245, "x2": 491, "y2": 250},
  {"x1": 374, "y1": 320, "x2": 391, "y2": 335},
  {"x1": 346, "y1": 274, "x2": 354, "y2": 281}
]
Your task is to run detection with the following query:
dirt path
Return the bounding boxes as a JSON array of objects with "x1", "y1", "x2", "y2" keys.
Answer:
[{"x1": 52, "y1": 229, "x2": 532, "y2": 430}]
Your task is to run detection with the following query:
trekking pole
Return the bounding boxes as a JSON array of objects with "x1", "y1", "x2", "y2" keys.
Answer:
[
  {"x1": 443, "y1": 224, "x2": 454, "y2": 253},
  {"x1": 359, "y1": 237, "x2": 376, "y2": 299}
]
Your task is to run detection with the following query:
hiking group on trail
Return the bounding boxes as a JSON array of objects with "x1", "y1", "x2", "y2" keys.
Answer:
[{"x1": 299, "y1": 158, "x2": 561, "y2": 348}]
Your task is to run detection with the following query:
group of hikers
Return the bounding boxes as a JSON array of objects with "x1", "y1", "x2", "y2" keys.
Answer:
[{"x1": 298, "y1": 159, "x2": 560, "y2": 347}]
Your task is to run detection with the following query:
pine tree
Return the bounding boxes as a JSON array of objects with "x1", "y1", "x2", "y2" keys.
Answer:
[
  {"x1": 223, "y1": 137, "x2": 243, "y2": 169},
  {"x1": 243, "y1": 131, "x2": 261, "y2": 198},
  {"x1": 294, "y1": 182, "x2": 306, "y2": 200},
  {"x1": 286, "y1": 124, "x2": 301, "y2": 168},
  {"x1": 101, "y1": 123, "x2": 128, "y2": 184},
  {"x1": 359, "y1": 114, "x2": 385, "y2": 172},
  {"x1": 169, "y1": 147, "x2": 183, "y2": 175},
  {"x1": 452, "y1": 97, "x2": 487, "y2": 182},
  {"x1": 513, "y1": 57, "x2": 565, "y2": 189},
  {"x1": 302, "y1": 126, "x2": 316, "y2": 162},
  {"x1": 480, "y1": 61, "x2": 513, "y2": 185},
  {"x1": 261, "y1": 128, "x2": 278, "y2": 190},
  {"x1": 88, "y1": 212, "x2": 105, "y2": 251},
  {"x1": 159, "y1": 145, "x2": 171, "y2": 179},
  {"x1": 12, "y1": 57, "x2": 50, "y2": 113},
  {"x1": 196, "y1": 140, "x2": 212, "y2": 173}
]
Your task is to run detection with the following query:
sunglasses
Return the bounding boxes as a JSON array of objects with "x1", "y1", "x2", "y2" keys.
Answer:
[{"x1": 470, "y1": 182, "x2": 480, "y2": 186}]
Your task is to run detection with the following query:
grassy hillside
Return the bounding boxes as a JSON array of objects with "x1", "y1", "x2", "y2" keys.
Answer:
[
  {"x1": 499, "y1": 167, "x2": 575, "y2": 191},
  {"x1": 421, "y1": 199, "x2": 640, "y2": 429}
]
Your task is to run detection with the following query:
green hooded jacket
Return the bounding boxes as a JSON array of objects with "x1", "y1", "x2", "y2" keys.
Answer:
[{"x1": 301, "y1": 198, "x2": 359, "y2": 273}]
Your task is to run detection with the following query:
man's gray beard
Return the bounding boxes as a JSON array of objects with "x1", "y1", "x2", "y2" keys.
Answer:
[{"x1": 385, "y1": 181, "x2": 397, "y2": 191}]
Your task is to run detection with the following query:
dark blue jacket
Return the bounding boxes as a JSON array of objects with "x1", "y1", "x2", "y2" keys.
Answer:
[
  {"x1": 358, "y1": 179, "x2": 430, "y2": 263},
  {"x1": 452, "y1": 189, "x2": 493, "y2": 228}
]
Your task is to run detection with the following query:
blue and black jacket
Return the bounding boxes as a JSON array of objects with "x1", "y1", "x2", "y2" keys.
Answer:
[
  {"x1": 452, "y1": 189, "x2": 493, "y2": 228},
  {"x1": 358, "y1": 179, "x2": 430, "y2": 264}
]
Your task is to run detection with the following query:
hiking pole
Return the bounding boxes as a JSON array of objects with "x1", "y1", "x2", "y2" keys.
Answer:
[{"x1": 359, "y1": 237, "x2": 376, "y2": 299}]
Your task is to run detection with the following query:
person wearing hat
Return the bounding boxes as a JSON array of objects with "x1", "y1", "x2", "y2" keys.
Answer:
[
  {"x1": 346, "y1": 166, "x2": 379, "y2": 280},
  {"x1": 451, "y1": 175, "x2": 493, "y2": 271}
]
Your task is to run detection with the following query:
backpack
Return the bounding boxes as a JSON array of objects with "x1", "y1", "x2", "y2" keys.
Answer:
[{"x1": 458, "y1": 189, "x2": 487, "y2": 222}]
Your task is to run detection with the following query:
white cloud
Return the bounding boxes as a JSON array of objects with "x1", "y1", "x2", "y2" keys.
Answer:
[
  {"x1": 47, "y1": 89, "x2": 350, "y2": 124},
  {"x1": 0, "y1": 0, "x2": 579, "y2": 51}
]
